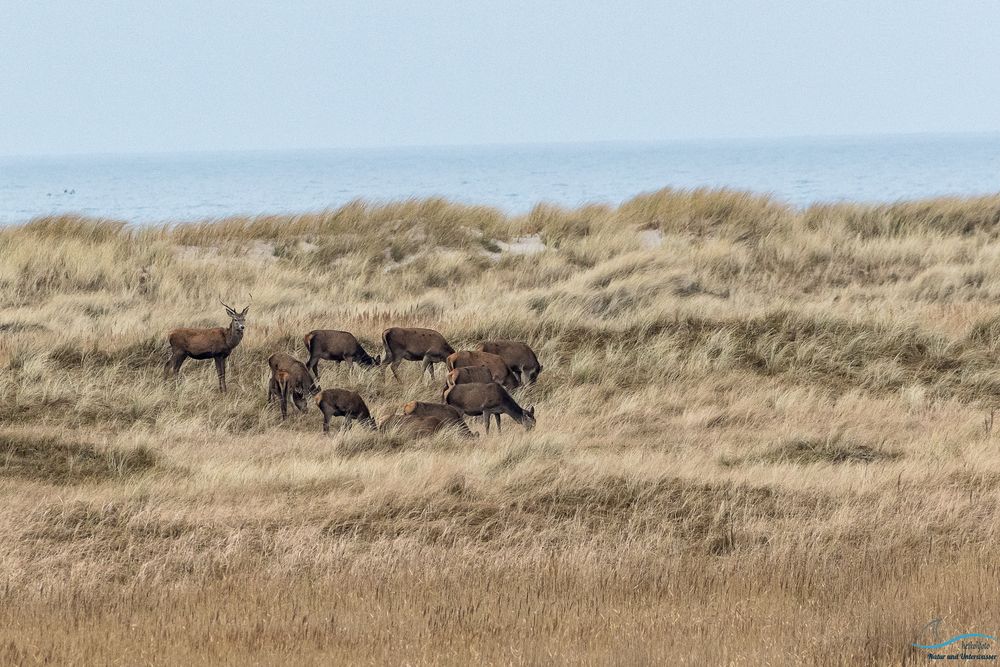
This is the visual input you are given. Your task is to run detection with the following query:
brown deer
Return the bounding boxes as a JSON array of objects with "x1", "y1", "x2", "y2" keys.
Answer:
[
  {"x1": 267, "y1": 353, "x2": 320, "y2": 420},
  {"x1": 444, "y1": 382, "x2": 536, "y2": 434},
  {"x1": 165, "y1": 299, "x2": 250, "y2": 393},
  {"x1": 303, "y1": 330, "x2": 380, "y2": 378},
  {"x1": 379, "y1": 414, "x2": 448, "y2": 437},
  {"x1": 381, "y1": 327, "x2": 454, "y2": 382},
  {"x1": 440, "y1": 366, "x2": 494, "y2": 400},
  {"x1": 446, "y1": 350, "x2": 519, "y2": 390},
  {"x1": 315, "y1": 388, "x2": 376, "y2": 433},
  {"x1": 402, "y1": 401, "x2": 477, "y2": 438},
  {"x1": 477, "y1": 340, "x2": 543, "y2": 384},
  {"x1": 445, "y1": 366, "x2": 494, "y2": 386}
]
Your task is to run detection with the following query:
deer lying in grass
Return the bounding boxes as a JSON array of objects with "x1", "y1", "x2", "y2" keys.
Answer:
[
  {"x1": 444, "y1": 382, "x2": 536, "y2": 434},
  {"x1": 165, "y1": 299, "x2": 250, "y2": 393},
  {"x1": 315, "y1": 388, "x2": 376, "y2": 433},
  {"x1": 379, "y1": 414, "x2": 448, "y2": 437},
  {"x1": 303, "y1": 330, "x2": 380, "y2": 378},
  {"x1": 478, "y1": 340, "x2": 543, "y2": 384},
  {"x1": 446, "y1": 350, "x2": 519, "y2": 390},
  {"x1": 403, "y1": 401, "x2": 477, "y2": 438},
  {"x1": 267, "y1": 353, "x2": 320, "y2": 420},
  {"x1": 381, "y1": 327, "x2": 454, "y2": 382}
]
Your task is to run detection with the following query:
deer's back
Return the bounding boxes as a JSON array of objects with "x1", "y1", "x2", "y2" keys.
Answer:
[
  {"x1": 316, "y1": 388, "x2": 369, "y2": 416},
  {"x1": 403, "y1": 401, "x2": 464, "y2": 423},
  {"x1": 447, "y1": 366, "x2": 494, "y2": 385},
  {"x1": 447, "y1": 351, "x2": 517, "y2": 388},
  {"x1": 168, "y1": 327, "x2": 228, "y2": 357},
  {"x1": 445, "y1": 382, "x2": 505, "y2": 413},
  {"x1": 307, "y1": 330, "x2": 361, "y2": 355},
  {"x1": 269, "y1": 352, "x2": 306, "y2": 374},
  {"x1": 384, "y1": 327, "x2": 453, "y2": 355},
  {"x1": 269, "y1": 353, "x2": 314, "y2": 386},
  {"x1": 478, "y1": 340, "x2": 539, "y2": 369}
]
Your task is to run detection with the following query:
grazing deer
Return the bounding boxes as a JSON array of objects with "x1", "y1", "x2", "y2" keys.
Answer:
[
  {"x1": 477, "y1": 340, "x2": 543, "y2": 384},
  {"x1": 445, "y1": 366, "x2": 494, "y2": 386},
  {"x1": 267, "y1": 353, "x2": 320, "y2": 420},
  {"x1": 403, "y1": 400, "x2": 477, "y2": 438},
  {"x1": 303, "y1": 329, "x2": 380, "y2": 378},
  {"x1": 315, "y1": 388, "x2": 376, "y2": 433},
  {"x1": 379, "y1": 414, "x2": 449, "y2": 437},
  {"x1": 381, "y1": 327, "x2": 454, "y2": 382},
  {"x1": 446, "y1": 350, "x2": 519, "y2": 390},
  {"x1": 444, "y1": 382, "x2": 536, "y2": 434},
  {"x1": 440, "y1": 366, "x2": 494, "y2": 400},
  {"x1": 165, "y1": 299, "x2": 250, "y2": 393}
]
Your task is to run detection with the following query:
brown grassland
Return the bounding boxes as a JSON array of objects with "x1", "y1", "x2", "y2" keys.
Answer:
[{"x1": 3, "y1": 189, "x2": 1000, "y2": 664}]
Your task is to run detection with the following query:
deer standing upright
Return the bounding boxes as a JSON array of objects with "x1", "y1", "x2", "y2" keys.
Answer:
[
  {"x1": 380, "y1": 327, "x2": 454, "y2": 382},
  {"x1": 165, "y1": 299, "x2": 250, "y2": 393}
]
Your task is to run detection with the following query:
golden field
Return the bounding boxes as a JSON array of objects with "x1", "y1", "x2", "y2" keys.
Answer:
[{"x1": 3, "y1": 189, "x2": 1000, "y2": 664}]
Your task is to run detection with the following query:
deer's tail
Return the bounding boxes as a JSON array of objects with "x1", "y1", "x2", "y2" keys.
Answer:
[{"x1": 381, "y1": 330, "x2": 393, "y2": 364}]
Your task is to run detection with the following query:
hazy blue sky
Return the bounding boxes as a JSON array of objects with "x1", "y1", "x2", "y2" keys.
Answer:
[{"x1": 2, "y1": 1, "x2": 999, "y2": 156}]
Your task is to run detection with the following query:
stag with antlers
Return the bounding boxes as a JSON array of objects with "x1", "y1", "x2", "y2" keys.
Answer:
[{"x1": 165, "y1": 298, "x2": 251, "y2": 393}]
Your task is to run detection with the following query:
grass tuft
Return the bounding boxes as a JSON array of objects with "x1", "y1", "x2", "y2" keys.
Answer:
[{"x1": 0, "y1": 431, "x2": 158, "y2": 483}]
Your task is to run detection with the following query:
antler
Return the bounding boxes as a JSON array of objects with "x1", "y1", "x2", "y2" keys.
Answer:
[{"x1": 220, "y1": 297, "x2": 236, "y2": 312}]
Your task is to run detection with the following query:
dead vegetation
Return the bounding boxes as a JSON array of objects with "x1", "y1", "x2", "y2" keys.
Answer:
[
  {"x1": 3, "y1": 188, "x2": 1000, "y2": 663},
  {"x1": 0, "y1": 431, "x2": 158, "y2": 483}
]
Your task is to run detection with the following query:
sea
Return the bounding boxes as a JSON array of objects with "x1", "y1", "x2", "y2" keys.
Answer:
[{"x1": 1, "y1": 134, "x2": 999, "y2": 225}]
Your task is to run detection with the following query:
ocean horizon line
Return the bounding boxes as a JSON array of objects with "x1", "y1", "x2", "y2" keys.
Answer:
[{"x1": 4, "y1": 130, "x2": 1000, "y2": 163}]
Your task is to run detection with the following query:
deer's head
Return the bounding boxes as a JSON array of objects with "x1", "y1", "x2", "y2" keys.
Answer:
[
  {"x1": 221, "y1": 299, "x2": 250, "y2": 332},
  {"x1": 522, "y1": 406, "x2": 536, "y2": 430}
]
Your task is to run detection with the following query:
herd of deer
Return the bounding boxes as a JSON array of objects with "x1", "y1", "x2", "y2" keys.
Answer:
[{"x1": 165, "y1": 300, "x2": 541, "y2": 437}]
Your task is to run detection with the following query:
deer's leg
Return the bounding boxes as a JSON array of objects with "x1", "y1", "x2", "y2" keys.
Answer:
[
  {"x1": 483, "y1": 413, "x2": 491, "y2": 434},
  {"x1": 495, "y1": 413, "x2": 502, "y2": 433},
  {"x1": 421, "y1": 355, "x2": 436, "y2": 380},
  {"x1": 380, "y1": 349, "x2": 395, "y2": 379},
  {"x1": 322, "y1": 412, "x2": 330, "y2": 434},
  {"x1": 389, "y1": 360, "x2": 403, "y2": 383},
  {"x1": 214, "y1": 357, "x2": 227, "y2": 393},
  {"x1": 345, "y1": 415, "x2": 354, "y2": 431},
  {"x1": 166, "y1": 351, "x2": 186, "y2": 379},
  {"x1": 307, "y1": 355, "x2": 320, "y2": 380},
  {"x1": 279, "y1": 383, "x2": 289, "y2": 420}
]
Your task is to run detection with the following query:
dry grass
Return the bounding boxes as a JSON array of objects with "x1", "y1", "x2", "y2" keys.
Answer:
[{"x1": 4, "y1": 188, "x2": 1000, "y2": 664}]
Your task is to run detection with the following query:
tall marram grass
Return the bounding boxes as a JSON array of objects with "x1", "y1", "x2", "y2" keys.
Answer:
[{"x1": 3, "y1": 187, "x2": 1000, "y2": 664}]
